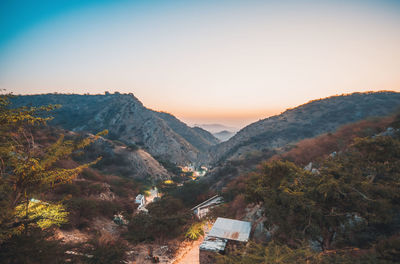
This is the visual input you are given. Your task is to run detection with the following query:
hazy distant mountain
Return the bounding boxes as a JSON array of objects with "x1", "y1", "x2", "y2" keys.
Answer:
[
  {"x1": 195, "y1": 123, "x2": 238, "y2": 134},
  {"x1": 12, "y1": 93, "x2": 219, "y2": 164},
  {"x1": 154, "y1": 112, "x2": 220, "y2": 151},
  {"x1": 210, "y1": 91, "x2": 400, "y2": 163},
  {"x1": 213, "y1": 130, "x2": 236, "y2": 142},
  {"x1": 192, "y1": 126, "x2": 221, "y2": 145}
]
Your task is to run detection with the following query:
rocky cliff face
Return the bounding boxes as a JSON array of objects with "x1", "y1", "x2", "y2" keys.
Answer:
[
  {"x1": 81, "y1": 137, "x2": 171, "y2": 180},
  {"x1": 12, "y1": 93, "x2": 218, "y2": 165},
  {"x1": 153, "y1": 112, "x2": 220, "y2": 151},
  {"x1": 210, "y1": 92, "x2": 400, "y2": 163}
]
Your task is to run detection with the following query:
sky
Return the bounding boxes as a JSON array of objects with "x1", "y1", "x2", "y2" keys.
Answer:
[{"x1": 1, "y1": 0, "x2": 400, "y2": 128}]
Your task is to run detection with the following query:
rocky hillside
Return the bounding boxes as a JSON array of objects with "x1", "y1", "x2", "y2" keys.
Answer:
[
  {"x1": 78, "y1": 136, "x2": 171, "y2": 180},
  {"x1": 12, "y1": 93, "x2": 218, "y2": 164},
  {"x1": 210, "y1": 91, "x2": 400, "y2": 163},
  {"x1": 153, "y1": 112, "x2": 219, "y2": 151}
]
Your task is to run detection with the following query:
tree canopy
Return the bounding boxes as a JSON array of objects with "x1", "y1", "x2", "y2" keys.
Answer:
[
  {"x1": 241, "y1": 130, "x2": 400, "y2": 262},
  {"x1": 0, "y1": 93, "x2": 106, "y2": 241}
]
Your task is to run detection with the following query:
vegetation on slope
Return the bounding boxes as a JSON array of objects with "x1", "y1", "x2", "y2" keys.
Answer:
[
  {"x1": 217, "y1": 115, "x2": 400, "y2": 263},
  {"x1": 0, "y1": 94, "x2": 133, "y2": 263},
  {"x1": 208, "y1": 112, "x2": 396, "y2": 190},
  {"x1": 212, "y1": 91, "x2": 400, "y2": 163}
]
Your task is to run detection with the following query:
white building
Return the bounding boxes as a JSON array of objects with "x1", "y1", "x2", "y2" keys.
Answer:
[
  {"x1": 191, "y1": 195, "x2": 223, "y2": 219},
  {"x1": 135, "y1": 194, "x2": 145, "y2": 208}
]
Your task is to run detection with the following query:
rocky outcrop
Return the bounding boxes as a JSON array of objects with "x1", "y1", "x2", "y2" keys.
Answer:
[
  {"x1": 75, "y1": 135, "x2": 172, "y2": 180},
  {"x1": 115, "y1": 148, "x2": 171, "y2": 180},
  {"x1": 12, "y1": 93, "x2": 219, "y2": 165}
]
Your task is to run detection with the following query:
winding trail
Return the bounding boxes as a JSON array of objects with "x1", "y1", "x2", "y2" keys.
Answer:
[{"x1": 173, "y1": 238, "x2": 202, "y2": 264}]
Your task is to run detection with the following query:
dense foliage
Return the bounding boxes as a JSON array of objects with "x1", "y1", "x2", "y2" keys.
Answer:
[
  {"x1": 220, "y1": 130, "x2": 400, "y2": 262},
  {"x1": 168, "y1": 180, "x2": 213, "y2": 207},
  {"x1": 217, "y1": 241, "x2": 383, "y2": 264},
  {"x1": 0, "y1": 94, "x2": 105, "y2": 262},
  {"x1": 273, "y1": 116, "x2": 393, "y2": 166},
  {"x1": 126, "y1": 196, "x2": 192, "y2": 243},
  {"x1": 249, "y1": 135, "x2": 400, "y2": 249}
]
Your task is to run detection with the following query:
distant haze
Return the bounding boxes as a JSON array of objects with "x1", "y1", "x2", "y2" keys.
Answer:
[
  {"x1": 194, "y1": 124, "x2": 238, "y2": 134},
  {"x1": 1, "y1": 0, "x2": 400, "y2": 127}
]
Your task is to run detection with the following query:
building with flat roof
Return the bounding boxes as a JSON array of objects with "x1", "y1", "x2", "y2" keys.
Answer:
[
  {"x1": 200, "y1": 217, "x2": 251, "y2": 264},
  {"x1": 191, "y1": 195, "x2": 223, "y2": 219}
]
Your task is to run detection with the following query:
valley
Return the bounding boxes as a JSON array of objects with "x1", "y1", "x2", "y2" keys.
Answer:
[
  {"x1": 2, "y1": 1, "x2": 400, "y2": 262},
  {"x1": 2, "y1": 91, "x2": 400, "y2": 263}
]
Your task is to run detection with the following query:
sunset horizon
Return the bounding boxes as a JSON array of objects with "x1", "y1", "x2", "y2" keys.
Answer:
[
  {"x1": 1, "y1": 0, "x2": 400, "y2": 128},
  {"x1": 8, "y1": 89, "x2": 400, "y2": 129}
]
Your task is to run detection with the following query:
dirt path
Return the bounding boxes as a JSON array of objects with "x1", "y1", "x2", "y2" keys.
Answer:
[{"x1": 173, "y1": 238, "x2": 202, "y2": 264}]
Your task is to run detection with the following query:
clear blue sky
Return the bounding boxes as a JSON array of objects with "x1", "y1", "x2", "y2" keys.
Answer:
[{"x1": 1, "y1": 0, "x2": 400, "y2": 127}]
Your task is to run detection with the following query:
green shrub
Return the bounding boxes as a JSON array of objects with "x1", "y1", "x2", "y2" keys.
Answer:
[
  {"x1": 185, "y1": 222, "x2": 204, "y2": 240},
  {"x1": 126, "y1": 197, "x2": 192, "y2": 243}
]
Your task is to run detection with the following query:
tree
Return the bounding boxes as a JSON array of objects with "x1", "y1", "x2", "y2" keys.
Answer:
[
  {"x1": 185, "y1": 221, "x2": 204, "y2": 240},
  {"x1": 0, "y1": 94, "x2": 106, "y2": 241},
  {"x1": 246, "y1": 134, "x2": 400, "y2": 251}
]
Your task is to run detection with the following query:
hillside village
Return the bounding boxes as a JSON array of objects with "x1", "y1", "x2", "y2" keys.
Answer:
[{"x1": 1, "y1": 92, "x2": 400, "y2": 263}]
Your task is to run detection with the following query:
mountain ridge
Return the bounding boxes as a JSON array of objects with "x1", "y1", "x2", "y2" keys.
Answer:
[
  {"x1": 209, "y1": 91, "x2": 400, "y2": 163},
  {"x1": 11, "y1": 93, "x2": 219, "y2": 165},
  {"x1": 11, "y1": 91, "x2": 400, "y2": 167}
]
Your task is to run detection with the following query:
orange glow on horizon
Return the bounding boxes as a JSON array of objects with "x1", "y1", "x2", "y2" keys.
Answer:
[
  {"x1": 173, "y1": 108, "x2": 284, "y2": 128},
  {"x1": 1, "y1": 0, "x2": 400, "y2": 129}
]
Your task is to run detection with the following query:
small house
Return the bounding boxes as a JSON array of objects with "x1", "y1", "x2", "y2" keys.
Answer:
[
  {"x1": 200, "y1": 217, "x2": 251, "y2": 264},
  {"x1": 135, "y1": 194, "x2": 145, "y2": 208},
  {"x1": 191, "y1": 195, "x2": 223, "y2": 219}
]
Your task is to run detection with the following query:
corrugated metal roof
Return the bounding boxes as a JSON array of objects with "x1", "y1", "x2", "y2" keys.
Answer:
[
  {"x1": 208, "y1": 217, "x2": 251, "y2": 242},
  {"x1": 199, "y1": 237, "x2": 227, "y2": 252},
  {"x1": 191, "y1": 195, "x2": 223, "y2": 210}
]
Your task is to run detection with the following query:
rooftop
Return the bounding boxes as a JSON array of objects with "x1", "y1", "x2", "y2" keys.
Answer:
[
  {"x1": 199, "y1": 237, "x2": 227, "y2": 253},
  {"x1": 191, "y1": 195, "x2": 223, "y2": 211},
  {"x1": 208, "y1": 217, "x2": 251, "y2": 242}
]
